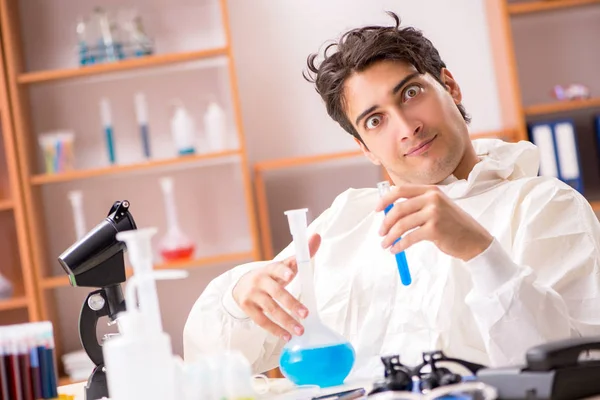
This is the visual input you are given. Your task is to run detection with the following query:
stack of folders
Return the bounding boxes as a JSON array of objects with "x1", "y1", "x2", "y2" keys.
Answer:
[{"x1": 528, "y1": 118, "x2": 584, "y2": 194}]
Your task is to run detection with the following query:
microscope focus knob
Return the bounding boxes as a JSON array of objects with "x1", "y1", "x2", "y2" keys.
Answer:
[{"x1": 88, "y1": 293, "x2": 106, "y2": 311}]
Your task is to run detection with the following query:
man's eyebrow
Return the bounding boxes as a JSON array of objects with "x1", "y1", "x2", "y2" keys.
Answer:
[
  {"x1": 355, "y1": 106, "x2": 377, "y2": 126},
  {"x1": 354, "y1": 72, "x2": 422, "y2": 126},
  {"x1": 392, "y1": 72, "x2": 421, "y2": 95}
]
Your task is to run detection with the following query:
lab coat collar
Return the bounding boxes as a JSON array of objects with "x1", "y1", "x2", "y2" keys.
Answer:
[{"x1": 438, "y1": 138, "x2": 539, "y2": 200}]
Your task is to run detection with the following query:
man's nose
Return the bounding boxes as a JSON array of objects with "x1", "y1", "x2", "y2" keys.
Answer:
[{"x1": 391, "y1": 110, "x2": 423, "y2": 141}]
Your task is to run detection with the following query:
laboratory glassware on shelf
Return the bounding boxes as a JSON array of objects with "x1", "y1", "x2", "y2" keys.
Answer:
[
  {"x1": 170, "y1": 102, "x2": 197, "y2": 156},
  {"x1": 76, "y1": 7, "x2": 154, "y2": 67},
  {"x1": 278, "y1": 208, "x2": 356, "y2": 388},
  {"x1": 377, "y1": 181, "x2": 412, "y2": 286},
  {"x1": 38, "y1": 130, "x2": 75, "y2": 174},
  {"x1": 100, "y1": 97, "x2": 117, "y2": 165},
  {"x1": 203, "y1": 101, "x2": 228, "y2": 152},
  {"x1": 134, "y1": 92, "x2": 152, "y2": 159},
  {"x1": 158, "y1": 176, "x2": 196, "y2": 262},
  {"x1": 67, "y1": 190, "x2": 87, "y2": 241}
]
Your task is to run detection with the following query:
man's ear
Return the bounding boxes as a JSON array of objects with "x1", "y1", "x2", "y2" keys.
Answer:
[
  {"x1": 354, "y1": 137, "x2": 381, "y2": 166},
  {"x1": 440, "y1": 68, "x2": 462, "y2": 105}
]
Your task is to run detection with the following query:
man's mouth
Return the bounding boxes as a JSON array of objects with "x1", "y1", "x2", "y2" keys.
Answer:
[{"x1": 405, "y1": 135, "x2": 437, "y2": 156}]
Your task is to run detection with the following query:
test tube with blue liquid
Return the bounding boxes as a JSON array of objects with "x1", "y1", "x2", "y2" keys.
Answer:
[
  {"x1": 134, "y1": 93, "x2": 152, "y2": 159},
  {"x1": 278, "y1": 208, "x2": 355, "y2": 388},
  {"x1": 377, "y1": 181, "x2": 412, "y2": 286},
  {"x1": 100, "y1": 98, "x2": 116, "y2": 164}
]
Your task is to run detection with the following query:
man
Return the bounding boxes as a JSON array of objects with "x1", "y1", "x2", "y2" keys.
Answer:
[{"x1": 183, "y1": 12, "x2": 600, "y2": 378}]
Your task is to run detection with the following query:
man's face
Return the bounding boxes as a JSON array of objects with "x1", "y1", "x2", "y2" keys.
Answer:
[{"x1": 343, "y1": 60, "x2": 470, "y2": 184}]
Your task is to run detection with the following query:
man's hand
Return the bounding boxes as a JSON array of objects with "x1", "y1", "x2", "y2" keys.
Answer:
[
  {"x1": 377, "y1": 185, "x2": 492, "y2": 261},
  {"x1": 232, "y1": 234, "x2": 321, "y2": 341}
]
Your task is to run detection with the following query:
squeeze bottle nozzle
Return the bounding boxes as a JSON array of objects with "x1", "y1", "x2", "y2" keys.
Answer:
[{"x1": 116, "y1": 227, "x2": 162, "y2": 332}]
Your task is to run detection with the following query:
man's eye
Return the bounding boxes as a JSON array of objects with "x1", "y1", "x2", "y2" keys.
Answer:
[
  {"x1": 403, "y1": 85, "x2": 422, "y2": 101},
  {"x1": 366, "y1": 115, "x2": 382, "y2": 129}
]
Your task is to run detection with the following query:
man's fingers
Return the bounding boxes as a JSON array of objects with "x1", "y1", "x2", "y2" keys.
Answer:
[
  {"x1": 382, "y1": 208, "x2": 430, "y2": 250},
  {"x1": 308, "y1": 233, "x2": 322, "y2": 257},
  {"x1": 263, "y1": 278, "x2": 308, "y2": 319},
  {"x1": 390, "y1": 224, "x2": 428, "y2": 254},
  {"x1": 379, "y1": 196, "x2": 426, "y2": 236},
  {"x1": 269, "y1": 262, "x2": 296, "y2": 285},
  {"x1": 255, "y1": 293, "x2": 304, "y2": 337},
  {"x1": 245, "y1": 304, "x2": 292, "y2": 341},
  {"x1": 375, "y1": 184, "x2": 437, "y2": 212}
]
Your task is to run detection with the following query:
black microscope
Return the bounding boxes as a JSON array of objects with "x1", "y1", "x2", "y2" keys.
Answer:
[{"x1": 58, "y1": 200, "x2": 137, "y2": 400}]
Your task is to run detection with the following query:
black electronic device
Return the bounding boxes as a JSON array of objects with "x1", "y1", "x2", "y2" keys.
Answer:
[
  {"x1": 477, "y1": 336, "x2": 600, "y2": 400},
  {"x1": 413, "y1": 350, "x2": 485, "y2": 393},
  {"x1": 368, "y1": 351, "x2": 486, "y2": 397},
  {"x1": 58, "y1": 200, "x2": 137, "y2": 400}
]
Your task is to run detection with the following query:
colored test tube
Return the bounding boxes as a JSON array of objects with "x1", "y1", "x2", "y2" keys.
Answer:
[
  {"x1": 29, "y1": 344, "x2": 41, "y2": 400},
  {"x1": 377, "y1": 181, "x2": 412, "y2": 286},
  {"x1": 6, "y1": 332, "x2": 23, "y2": 400},
  {"x1": 134, "y1": 93, "x2": 152, "y2": 159},
  {"x1": 18, "y1": 346, "x2": 33, "y2": 400},
  {"x1": 0, "y1": 331, "x2": 10, "y2": 400},
  {"x1": 100, "y1": 98, "x2": 116, "y2": 164}
]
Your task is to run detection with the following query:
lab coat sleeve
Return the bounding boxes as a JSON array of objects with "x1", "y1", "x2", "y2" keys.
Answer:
[
  {"x1": 464, "y1": 183, "x2": 600, "y2": 367},
  {"x1": 183, "y1": 206, "x2": 334, "y2": 374}
]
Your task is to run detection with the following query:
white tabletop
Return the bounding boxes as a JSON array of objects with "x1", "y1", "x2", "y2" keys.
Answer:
[{"x1": 58, "y1": 378, "x2": 369, "y2": 400}]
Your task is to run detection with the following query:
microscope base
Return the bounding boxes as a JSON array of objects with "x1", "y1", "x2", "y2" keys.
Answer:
[{"x1": 85, "y1": 364, "x2": 108, "y2": 400}]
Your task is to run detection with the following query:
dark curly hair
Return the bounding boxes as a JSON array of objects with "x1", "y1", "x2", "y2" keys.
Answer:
[{"x1": 304, "y1": 11, "x2": 471, "y2": 145}]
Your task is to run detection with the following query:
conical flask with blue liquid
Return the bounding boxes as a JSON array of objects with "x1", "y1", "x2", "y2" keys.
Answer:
[{"x1": 279, "y1": 209, "x2": 356, "y2": 388}]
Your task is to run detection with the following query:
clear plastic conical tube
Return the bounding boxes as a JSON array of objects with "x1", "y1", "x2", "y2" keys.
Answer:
[
  {"x1": 116, "y1": 227, "x2": 162, "y2": 333},
  {"x1": 279, "y1": 209, "x2": 355, "y2": 388},
  {"x1": 159, "y1": 176, "x2": 195, "y2": 261}
]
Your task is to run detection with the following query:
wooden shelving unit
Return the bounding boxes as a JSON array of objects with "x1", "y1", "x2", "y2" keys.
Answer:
[
  {"x1": 17, "y1": 47, "x2": 228, "y2": 84},
  {"x1": 31, "y1": 149, "x2": 241, "y2": 185},
  {"x1": 507, "y1": 0, "x2": 600, "y2": 14},
  {"x1": 524, "y1": 97, "x2": 600, "y2": 116},
  {"x1": 0, "y1": 0, "x2": 39, "y2": 326},
  {"x1": 0, "y1": 199, "x2": 13, "y2": 211},
  {"x1": 0, "y1": 0, "x2": 261, "y2": 381},
  {"x1": 487, "y1": 1, "x2": 600, "y2": 211},
  {"x1": 0, "y1": 296, "x2": 28, "y2": 311}
]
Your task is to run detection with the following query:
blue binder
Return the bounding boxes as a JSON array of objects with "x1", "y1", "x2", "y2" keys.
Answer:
[
  {"x1": 528, "y1": 119, "x2": 584, "y2": 194},
  {"x1": 552, "y1": 119, "x2": 584, "y2": 194}
]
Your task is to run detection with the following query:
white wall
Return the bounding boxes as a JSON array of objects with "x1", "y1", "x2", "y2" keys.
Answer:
[{"x1": 227, "y1": 0, "x2": 503, "y2": 164}]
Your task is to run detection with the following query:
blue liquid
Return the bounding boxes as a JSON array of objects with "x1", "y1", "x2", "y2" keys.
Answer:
[
  {"x1": 279, "y1": 343, "x2": 355, "y2": 388},
  {"x1": 104, "y1": 127, "x2": 116, "y2": 164},
  {"x1": 384, "y1": 203, "x2": 412, "y2": 285}
]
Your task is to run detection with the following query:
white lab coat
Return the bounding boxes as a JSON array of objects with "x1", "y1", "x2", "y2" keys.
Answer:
[{"x1": 183, "y1": 139, "x2": 600, "y2": 379}]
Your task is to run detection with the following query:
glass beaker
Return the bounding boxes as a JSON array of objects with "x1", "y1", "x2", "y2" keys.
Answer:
[
  {"x1": 158, "y1": 177, "x2": 195, "y2": 262},
  {"x1": 278, "y1": 209, "x2": 355, "y2": 388}
]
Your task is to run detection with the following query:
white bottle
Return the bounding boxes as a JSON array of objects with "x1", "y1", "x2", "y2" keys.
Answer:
[
  {"x1": 203, "y1": 101, "x2": 227, "y2": 152},
  {"x1": 171, "y1": 104, "x2": 196, "y2": 156},
  {"x1": 103, "y1": 228, "x2": 188, "y2": 400}
]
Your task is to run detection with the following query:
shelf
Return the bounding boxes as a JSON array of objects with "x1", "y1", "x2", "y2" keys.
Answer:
[
  {"x1": 590, "y1": 200, "x2": 600, "y2": 211},
  {"x1": 31, "y1": 149, "x2": 242, "y2": 185},
  {"x1": 18, "y1": 47, "x2": 229, "y2": 85},
  {"x1": 523, "y1": 97, "x2": 600, "y2": 116},
  {"x1": 0, "y1": 295, "x2": 28, "y2": 312},
  {"x1": 0, "y1": 199, "x2": 13, "y2": 211},
  {"x1": 508, "y1": 0, "x2": 600, "y2": 14},
  {"x1": 41, "y1": 250, "x2": 254, "y2": 289}
]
